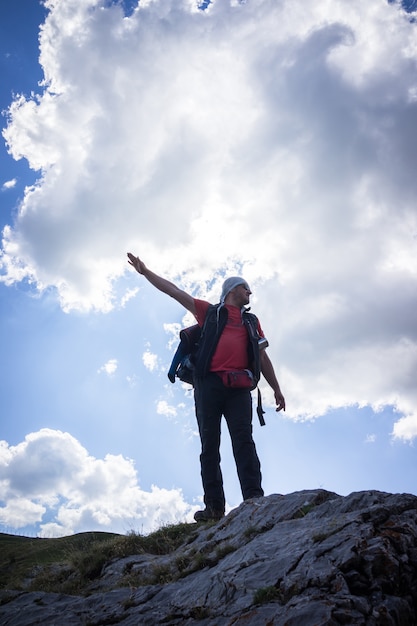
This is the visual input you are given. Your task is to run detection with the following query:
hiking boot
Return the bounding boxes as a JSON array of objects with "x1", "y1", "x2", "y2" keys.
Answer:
[{"x1": 194, "y1": 507, "x2": 224, "y2": 522}]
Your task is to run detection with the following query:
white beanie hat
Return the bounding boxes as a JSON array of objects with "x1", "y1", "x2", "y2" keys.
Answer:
[{"x1": 220, "y1": 277, "x2": 248, "y2": 303}]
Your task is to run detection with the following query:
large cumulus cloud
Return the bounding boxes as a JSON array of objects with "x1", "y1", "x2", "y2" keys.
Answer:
[
  {"x1": 1, "y1": 0, "x2": 416, "y2": 439},
  {"x1": 0, "y1": 429, "x2": 196, "y2": 537}
]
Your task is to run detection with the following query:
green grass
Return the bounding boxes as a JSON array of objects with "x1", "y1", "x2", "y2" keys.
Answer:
[
  {"x1": 0, "y1": 522, "x2": 199, "y2": 594},
  {"x1": 253, "y1": 585, "x2": 280, "y2": 605},
  {"x1": 0, "y1": 531, "x2": 118, "y2": 591}
]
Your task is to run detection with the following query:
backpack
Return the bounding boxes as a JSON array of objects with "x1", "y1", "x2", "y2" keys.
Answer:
[
  {"x1": 167, "y1": 309, "x2": 267, "y2": 426},
  {"x1": 167, "y1": 324, "x2": 201, "y2": 386}
]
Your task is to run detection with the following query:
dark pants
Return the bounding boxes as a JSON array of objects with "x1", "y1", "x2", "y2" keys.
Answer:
[{"x1": 194, "y1": 373, "x2": 264, "y2": 512}]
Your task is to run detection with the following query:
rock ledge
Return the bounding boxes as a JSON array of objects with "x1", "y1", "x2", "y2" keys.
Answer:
[{"x1": 1, "y1": 489, "x2": 416, "y2": 625}]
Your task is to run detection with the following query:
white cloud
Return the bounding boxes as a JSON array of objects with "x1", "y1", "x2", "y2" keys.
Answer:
[
  {"x1": 0, "y1": 498, "x2": 45, "y2": 528},
  {"x1": 0, "y1": 429, "x2": 196, "y2": 536},
  {"x1": 142, "y1": 349, "x2": 158, "y2": 372},
  {"x1": 156, "y1": 400, "x2": 177, "y2": 418},
  {"x1": 98, "y1": 358, "x2": 118, "y2": 375},
  {"x1": 1, "y1": 0, "x2": 416, "y2": 438},
  {"x1": 1, "y1": 179, "x2": 17, "y2": 191},
  {"x1": 120, "y1": 286, "x2": 139, "y2": 308},
  {"x1": 126, "y1": 374, "x2": 138, "y2": 387},
  {"x1": 164, "y1": 322, "x2": 183, "y2": 350},
  {"x1": 392, "y1": 413, "x2": 417, "y2": 443}
]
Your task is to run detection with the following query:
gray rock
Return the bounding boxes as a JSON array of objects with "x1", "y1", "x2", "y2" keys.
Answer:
[{"x1": 1, "y1": 489, "x2": 416, "y2": 625}]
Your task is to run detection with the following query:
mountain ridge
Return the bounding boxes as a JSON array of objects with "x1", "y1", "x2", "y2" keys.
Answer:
[{"x1": 1, "y1": 488, "x2": 416, "y2": 624}]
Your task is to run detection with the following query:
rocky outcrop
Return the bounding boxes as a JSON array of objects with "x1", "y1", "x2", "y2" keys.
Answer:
[{"x1": 1, "y1": 489, "x2": 416, "y2": 625}]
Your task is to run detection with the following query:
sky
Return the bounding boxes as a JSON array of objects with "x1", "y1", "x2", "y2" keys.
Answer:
[{"x1": 0, "y1": 0, "x2": 416, "y2": 538}]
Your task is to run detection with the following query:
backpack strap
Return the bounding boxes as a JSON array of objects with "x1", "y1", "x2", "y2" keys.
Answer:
[
  {"x1": 193, "y1": 304, "x2": 227, "y2": 379},
  {"x1": 167, "y1": 324, "x2": 201, "y2": 383},
  {"x1": 242, "y1": 311, "x2": 267, "y2": 426},
  {"x1": 257, "y1": 388, "x2": 266, "y2": 426},
  {"x1": 167, "y1": 342, "x2": 186, "y2": 383},
  {"x1": 168, "y1": 308, "x2": 267, "y2": 426}
]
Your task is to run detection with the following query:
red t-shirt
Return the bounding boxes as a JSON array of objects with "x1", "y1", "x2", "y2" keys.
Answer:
[{"x1": 194, "y1": 299, "x2": 264, "y2": 372}]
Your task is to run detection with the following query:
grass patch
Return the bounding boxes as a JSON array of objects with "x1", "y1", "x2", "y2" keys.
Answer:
[
  {"x1": 244, "y1": 521, "x2": 274, "y2": 539},
  {"x1": 253, "y1": 585, "x2": 280, "y2": 605},
  {"x1": 0, "y1": 531, "x2": 118, "y2": 591},
  {"x1": 1, "y1": 523, "x2": 237, "y2": 596},
  {"x1": 292, "y1": 504, "x2": 316, "y2": 519},
  {"x1": 0, "y1": 522, "x2": 199, "y2": 594}
]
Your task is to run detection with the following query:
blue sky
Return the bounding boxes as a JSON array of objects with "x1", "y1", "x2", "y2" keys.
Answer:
[{"x1": 0, "y1": 0, "x2": 416, "y2": 538}]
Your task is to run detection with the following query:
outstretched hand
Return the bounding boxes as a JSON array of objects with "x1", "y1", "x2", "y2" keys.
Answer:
[
  {"x1": 127, "y1": 252, "x2": 146, "y2": 274},
  {"x1": 275, "y1": 390, "x2": 286, "y2": 412}
]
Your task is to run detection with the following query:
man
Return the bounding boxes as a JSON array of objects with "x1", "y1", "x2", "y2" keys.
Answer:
[{"x1": 127, "y1": 252, "x2": 285, "y2": 521}]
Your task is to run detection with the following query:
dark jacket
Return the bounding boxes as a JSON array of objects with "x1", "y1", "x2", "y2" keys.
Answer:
[{"x1": 193, "y1": 304, "x2": 261, "y2": 383}]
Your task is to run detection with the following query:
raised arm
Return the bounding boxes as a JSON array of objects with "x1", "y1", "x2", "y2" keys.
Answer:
[
  {"x1": 260, "y1": 350, "x2": 286, "y2": 412},
  {"x1": 127, "y1": 253, "x2": 196, "y2": 316}
]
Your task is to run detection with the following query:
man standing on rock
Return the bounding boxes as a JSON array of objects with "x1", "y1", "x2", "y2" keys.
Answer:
[{"x1": 127, "y1": 253, "x2": 286, "y2": 522}]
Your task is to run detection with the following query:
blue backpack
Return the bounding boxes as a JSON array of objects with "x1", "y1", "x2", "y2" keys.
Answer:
[{"x1": 167, "y1": 324, "x2": 201, "y2": 386}]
